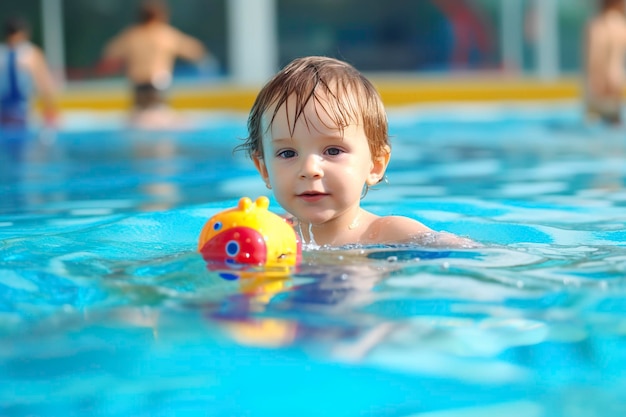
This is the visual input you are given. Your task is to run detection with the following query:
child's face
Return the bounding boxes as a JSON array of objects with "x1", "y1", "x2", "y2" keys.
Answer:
[{"x1": 253, "y1": 93, "x2": 388, "y2": 227}]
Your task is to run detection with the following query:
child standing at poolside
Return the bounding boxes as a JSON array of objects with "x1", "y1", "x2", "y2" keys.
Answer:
[
  {"x1": 583, "y1": 0, "x2": 626, "y2": 125},
  {"x1": 0, "y1": 16, "x2": 58, "y2": 128},
  {"x1": 238, "y1": 56, "x2": 473, "y2": 247}
]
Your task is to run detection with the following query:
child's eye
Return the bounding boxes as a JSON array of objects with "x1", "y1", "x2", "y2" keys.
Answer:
[
  {"x1": 325, "y1": 147, "x2": 344, "y2": 156},
  {"x1": 277, "y1": 149, "x2": 297, "y2": 159}
]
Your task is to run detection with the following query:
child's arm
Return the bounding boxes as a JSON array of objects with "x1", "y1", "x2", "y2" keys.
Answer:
[{"x1": 30, "y1": 46, "x2": 58, "y2": 126}]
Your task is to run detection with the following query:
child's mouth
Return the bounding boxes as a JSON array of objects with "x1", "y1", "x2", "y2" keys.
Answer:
[{"x1": 298, "y1": 192, "x2": 327, "y2": 202}]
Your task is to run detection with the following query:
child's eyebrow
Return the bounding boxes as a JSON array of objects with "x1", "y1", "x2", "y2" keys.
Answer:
[
  {"x1": 269, "y1": 137, "x2": 294, "y2": 144},
  {"x1": 267, "y1": 138, "x2": 299, "y2": 150},
  {"x1": 270, "y1": 133, "x2": 346, "y2": 144}
]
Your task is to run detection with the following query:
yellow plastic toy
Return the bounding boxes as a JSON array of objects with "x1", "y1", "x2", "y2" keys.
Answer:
[{"x1": 198, "y1": 196, "x2": 301, "y2": 278}]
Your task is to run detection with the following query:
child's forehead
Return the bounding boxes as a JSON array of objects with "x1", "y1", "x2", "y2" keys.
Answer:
[{"x1": 261, "y1": 89, "x2": 362, "y2": 133}]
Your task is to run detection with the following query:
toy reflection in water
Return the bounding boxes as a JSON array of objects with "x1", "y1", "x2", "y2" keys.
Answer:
[
  {"x1": 198, "y1": 196, "x2": 302, "y2": 280},
  {"x1": 207, "y1": 261, "x2": 395, "y2": 352}
]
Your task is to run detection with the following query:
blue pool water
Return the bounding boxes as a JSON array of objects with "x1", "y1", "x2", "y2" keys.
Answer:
[{"x1": 1, "y1": 103, "x2": 626, "y2": 416}]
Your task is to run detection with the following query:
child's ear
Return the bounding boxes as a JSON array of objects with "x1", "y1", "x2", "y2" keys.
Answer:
[
  {"x1": 367, "y1": 145, "x2": 391, "y2": 186},
  {"x1": 252, "y1": 153, "x2": 270, "y2": 183}
]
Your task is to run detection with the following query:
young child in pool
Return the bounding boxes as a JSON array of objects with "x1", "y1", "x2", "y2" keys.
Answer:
[{"x1": 238, "y1": 56, "x2": 473, "y2": 247}]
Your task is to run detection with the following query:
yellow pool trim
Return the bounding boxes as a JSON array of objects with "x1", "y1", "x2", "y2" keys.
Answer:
[{"x1": 54, "y1": 77, "x2": 582, "y2": 112}]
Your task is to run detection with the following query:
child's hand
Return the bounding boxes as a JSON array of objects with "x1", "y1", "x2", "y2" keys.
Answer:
[{"x1": 42, "y1": 108, "x2": 59, "y2": 128}]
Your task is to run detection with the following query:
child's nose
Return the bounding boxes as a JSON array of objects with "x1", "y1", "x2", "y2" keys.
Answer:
[{"x1": 299, "y1": 154, "x2": 323, "y2": 178}]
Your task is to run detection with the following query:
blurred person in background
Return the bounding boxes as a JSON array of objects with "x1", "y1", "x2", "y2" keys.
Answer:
[
  {"x1": 99, "y1": 0, "x2": 210, "y2": 128},
  {"x1": 583, "y1": 0, "x2": 626, "y2": 125},
  {"x1": 431, "y1": 0, "x2": 495, "y2": 70},
  {"x1": 0, "y1": 16, "x2": 58, "y2": 129}
]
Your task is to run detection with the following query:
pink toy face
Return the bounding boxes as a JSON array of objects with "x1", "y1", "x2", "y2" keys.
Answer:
[{"x1": 199, "y1": 226, "x2": 267, "y2": 269}]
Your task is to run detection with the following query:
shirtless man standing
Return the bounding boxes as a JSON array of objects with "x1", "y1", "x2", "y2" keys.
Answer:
[
  {"x1": 101, "y1": 0, "x2": 208, "y2": 127},
  {"x1": 584, "y1": 0, "x2": 626, "y2": 125}
]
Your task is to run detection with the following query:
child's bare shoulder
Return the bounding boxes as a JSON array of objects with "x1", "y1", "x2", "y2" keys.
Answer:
[
  {"x1": 369, "y1": 215, "x2": 431, "y2": 241},
  {"x1": 370, "y1": 215, "x2": 479, "y2": 247}
]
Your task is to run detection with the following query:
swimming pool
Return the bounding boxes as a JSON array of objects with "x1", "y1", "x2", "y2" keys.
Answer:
[{"x1": 1, "y1": 102, "x2": 625, "y2": 416}]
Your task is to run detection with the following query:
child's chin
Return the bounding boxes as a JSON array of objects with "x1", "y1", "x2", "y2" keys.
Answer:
[{"x1": 295, "y1": 214, "x2": 330, "y2": 226}]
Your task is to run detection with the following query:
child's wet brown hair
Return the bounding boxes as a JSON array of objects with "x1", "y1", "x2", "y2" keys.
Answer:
[{"x1": 239, "y1": 56, "x2": 389, "y2": 160}]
